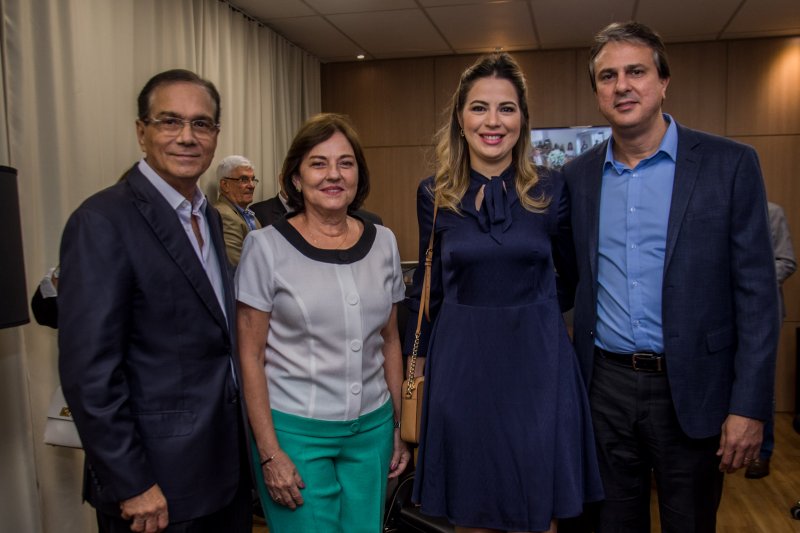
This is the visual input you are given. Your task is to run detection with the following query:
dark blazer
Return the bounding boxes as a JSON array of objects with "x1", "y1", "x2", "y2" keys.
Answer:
[
  {"x1": 58, "y1": 165, "x2": 243, "y2": 522},
  {"x1": 563, "y1": 123, "x2": 779, "y2": 439},
  {"x1": 250, "y1": 193, "x2": 384, "y2": 227},
  {"x1": 249, "y1": 194, "x2": 288, "y2": 227}
]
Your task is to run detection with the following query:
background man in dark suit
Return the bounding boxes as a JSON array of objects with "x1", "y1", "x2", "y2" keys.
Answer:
[
  {"x1": 563, "y1": 22, "x2": 778, "y2": 533},
  {"x1": 58, "y1": 69, "x2": 251, "y2": 533}
]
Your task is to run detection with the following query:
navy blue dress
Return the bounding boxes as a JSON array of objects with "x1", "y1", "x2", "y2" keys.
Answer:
[{"x1": 404, "y1": 167, "x2": 603, "y2": 531}]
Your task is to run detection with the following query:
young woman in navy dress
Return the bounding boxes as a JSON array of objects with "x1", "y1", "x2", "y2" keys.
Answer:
[{"x1": 404, "y1": 53, "x2": 603, "y2": 533}]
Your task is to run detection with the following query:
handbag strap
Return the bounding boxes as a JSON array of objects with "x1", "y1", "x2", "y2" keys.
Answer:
[{"x1": 406, "y1": 197, "x2": 439, "y2": 396}]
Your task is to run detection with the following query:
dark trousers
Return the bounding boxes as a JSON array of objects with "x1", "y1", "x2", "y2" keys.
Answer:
[{"x1": 589, "y1": 356, "x2": 724, "y2": 533}]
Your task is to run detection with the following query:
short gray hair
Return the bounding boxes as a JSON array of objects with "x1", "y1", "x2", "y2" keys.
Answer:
[{"x1": 216, "y1": 155, "x2": 254, "y2": 180}]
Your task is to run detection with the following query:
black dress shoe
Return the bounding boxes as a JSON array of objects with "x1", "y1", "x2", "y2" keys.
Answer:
[{"x1": 745, "y1": 457, "x2": 770, "y2": 479}]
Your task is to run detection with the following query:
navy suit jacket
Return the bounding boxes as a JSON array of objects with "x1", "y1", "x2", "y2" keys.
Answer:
[
  {"x1": 58, "y1": 165, "x2": 243, "y2": 521},
  {"x1": 563, "y1": 123, "x2": 779, "y2": 439}
]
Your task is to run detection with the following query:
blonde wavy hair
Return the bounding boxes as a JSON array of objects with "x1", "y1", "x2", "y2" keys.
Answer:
[{"x1": 432, "y1": 52, "x2": 549, "y2": 213}]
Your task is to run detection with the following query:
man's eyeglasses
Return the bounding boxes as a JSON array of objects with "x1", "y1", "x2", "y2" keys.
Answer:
[
  {"x1": 223, "y1": 176, "x2": 259, "y2": 184},
  {"x1": 142, "y1": 116, "x2": 220, "y2": 137}
]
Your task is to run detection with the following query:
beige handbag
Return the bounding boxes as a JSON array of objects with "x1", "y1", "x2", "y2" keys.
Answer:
[{"x1": 400, "y1": 200, "x2": 438, "y2": 444}]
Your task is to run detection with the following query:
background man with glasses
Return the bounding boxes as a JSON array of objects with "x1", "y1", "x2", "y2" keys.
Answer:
[
  {"x1": 215, "y1": 155, "x2": 261, "y2": 266},
  {"x1": 58, "y1": 69, "x2": 251, "y2": 533}
]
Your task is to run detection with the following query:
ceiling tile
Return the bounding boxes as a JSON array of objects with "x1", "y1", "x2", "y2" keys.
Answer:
[
  {"x1": 723, "y1": 0, "x2": 800, "y2": 38},
  {"x1": 532, "y1": 0, "x2": 634, "y2": 48},
  {"x1": 328, "y1": 10, "x2": 452, "y2": 57},
  {"x1": 636, "y1": 0, "x2": 742, "y2": 41},
  {"x1": 418, "y1": 0, "x2": 500, "y2": 5},
  {"x1": 427, "y1": 1, "x2": 538, "y2": 53},
  {"x1": 304, "y1": 0, "x2": 417, "y2": 14},
  {"x1": 228, "y1": 0, "x2": 800, "y2": 63},
  {"x1": 232, "y1": 0, "x2": 314, "y2": 19},
  {"x1": 266, "y1": 16, "x2": 362, "y2": 59}
]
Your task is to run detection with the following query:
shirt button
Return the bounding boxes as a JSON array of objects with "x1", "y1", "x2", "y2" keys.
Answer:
[
  {"x1": 347, "y1": 293, "x2": 359, "y2": 305},
  {"x1": 350, "y1": 340, "x2": 362, "y2": 351},
  {"x1": 632, "y1": 281, "x2": 639, "y2": 287},
  {"x1": 630, "y1": 207, "x2": 635, "y2": 213},
  {"x1": 350, "y1": 422, "x2": 360, "y2": 433},
  {"x1": 350, "y1": 383, "x2": 362, "y2": 394}
]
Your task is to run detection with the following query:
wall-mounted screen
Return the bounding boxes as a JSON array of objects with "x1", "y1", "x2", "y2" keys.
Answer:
[{"x1": 530, "y1": 126, "x2": 612, "y2": 169}]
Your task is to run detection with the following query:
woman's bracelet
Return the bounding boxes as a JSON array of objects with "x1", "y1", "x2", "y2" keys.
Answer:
[
  {"x1": 260, "y1": 451, "x2": 278, "y2": 466},
  {"x1": 393, "y1": 419, "x2": 400, "y2": 429}
]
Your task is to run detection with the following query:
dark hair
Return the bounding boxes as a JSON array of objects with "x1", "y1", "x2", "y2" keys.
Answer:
[
  {"x1": 588, "y1": 21, "x2": 670, "y2": 92},
  {"x1": 434, "y1": 52, "x2": 547, "y2": 213},
  {"x1": 137, "y1": 69, "x2": 221, "y2": 122},
  {"x1": 281, "y1": 113, "x2": 370, "y2": 213}
]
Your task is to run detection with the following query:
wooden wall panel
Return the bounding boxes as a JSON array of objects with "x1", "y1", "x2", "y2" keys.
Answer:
[
  {"x1": 575, "y1": 49, "x2": 608, "y2": 127},
  {"x1": 516, "y1": 50, "x2": 577, "y2": 128},
  {"x1": 727, "y1": 37, "x2": 800, "y2": 136},
  {"x1": 736, "y1": 134, "x2": 800, "y2": 412},
  {"x1": 736, "y1": 134, "x2": 800, "y2": 321},
  {"x1": 362, "y1": 146, "x2": 434, "y2": 261},
  {"x1": 433, "y1": 55, "x2": 480, "y2": 129},
  {"x1": 321, "y1": 58, "x2": 437, "y2": 147},
  {"x1": 663, "y1": 42, "x2": 727, "y2": 135}
]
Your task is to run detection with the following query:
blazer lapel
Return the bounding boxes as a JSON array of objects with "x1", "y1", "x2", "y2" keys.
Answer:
[
  {"x1": 206, "y1": 203, "x2": 236, "y2": 325},
  {"x1": 126, "y1": 168, "x2": 230, "y2": 333},
  {"x1": 583, "y1": 143, "x2": 607, "y2": 285},
  {"x1": 664, "y1": 125, "x2": 701, "y2": 273}
]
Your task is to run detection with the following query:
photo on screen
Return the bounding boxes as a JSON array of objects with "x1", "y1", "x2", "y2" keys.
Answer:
[{"x1": 530, "y1": 126, "x2": 612, "y2": 169}]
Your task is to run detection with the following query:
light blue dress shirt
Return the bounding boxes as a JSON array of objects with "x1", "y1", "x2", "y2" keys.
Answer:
[
  {"x1": 235, "y1": 204, "x2": 259, "y2": 231},
  {"x1": 138, "y1": 159, "x2": 227, "y2": 319},
  {"x1": 595, "y1": 115, "x2": 678, "y2": 354}
]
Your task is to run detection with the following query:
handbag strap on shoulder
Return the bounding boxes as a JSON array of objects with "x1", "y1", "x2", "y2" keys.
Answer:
[{"x1": 406, "y1": 197, "x2": 438, "y2": 392}]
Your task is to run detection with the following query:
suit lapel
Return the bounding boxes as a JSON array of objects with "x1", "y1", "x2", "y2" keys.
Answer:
[
  {"x1": 206, "y1": 203, "x2": 236, "y2": 325},
  {"x1": 664, "y1": 125, "x2": 701, "y2": 273},
  {"x1": 126, "y1": 167, "x2": 230, "y2": 333},
  {"x1": 584, "y1": 143, "x2": 607, "y2": 285}
]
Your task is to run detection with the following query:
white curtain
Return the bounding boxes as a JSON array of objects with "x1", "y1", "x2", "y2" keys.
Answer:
[{"x1": 0, "y1": 1, "x2": 320, "y2": 531}]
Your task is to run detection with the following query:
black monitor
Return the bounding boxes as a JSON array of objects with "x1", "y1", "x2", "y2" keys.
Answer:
[{"x1": 0, "y1": 166, "x2": 30, "y2": 328}]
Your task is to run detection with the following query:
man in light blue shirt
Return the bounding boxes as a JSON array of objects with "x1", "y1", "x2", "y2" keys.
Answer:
[{"x1": 563, "y1": 22, "x2": 778, "y2": 533}]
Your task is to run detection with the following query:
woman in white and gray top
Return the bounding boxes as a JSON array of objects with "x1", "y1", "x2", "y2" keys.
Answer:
[{"x1": 236, "y1": 113, "x2": 410, "y2": 533}]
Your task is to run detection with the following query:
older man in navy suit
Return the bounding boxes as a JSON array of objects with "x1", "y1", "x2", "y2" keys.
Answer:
[
  {"x1": 563, "y1": 22, "x2": 778, "y2": 533},
  {"x1": 58, "y1": 69, "x2": 251, "y2": 533}
]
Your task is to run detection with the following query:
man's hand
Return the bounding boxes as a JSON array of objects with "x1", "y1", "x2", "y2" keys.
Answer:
[
  {"x1": 716, "y1": 414, "x2": 764, "y2": 473},
  {"x1": 120, "y1": 484, "x2": 169, "y2": 532}
]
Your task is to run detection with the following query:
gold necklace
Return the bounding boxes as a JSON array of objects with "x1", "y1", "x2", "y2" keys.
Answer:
[{"x1": 305, "y1": 217, "x2": 350, "y2": 249}]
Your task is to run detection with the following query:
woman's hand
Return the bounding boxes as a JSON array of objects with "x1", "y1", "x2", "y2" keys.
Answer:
[
  {"x1": 263, "y1": 450, "x2": 306, "y2": 509},
  {"x1": 388, "y1": 429, "x2": 412, "y2": 479}
]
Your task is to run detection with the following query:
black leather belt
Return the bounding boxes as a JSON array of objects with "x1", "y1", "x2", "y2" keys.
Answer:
[{"x1": 595, "y1": 347, "x2": 665, "y2": 373}]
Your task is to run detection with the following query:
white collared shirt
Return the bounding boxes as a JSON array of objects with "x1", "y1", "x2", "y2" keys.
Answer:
[{"x1": 138, "y1": 159, "x2": 227, "y2": 318}]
